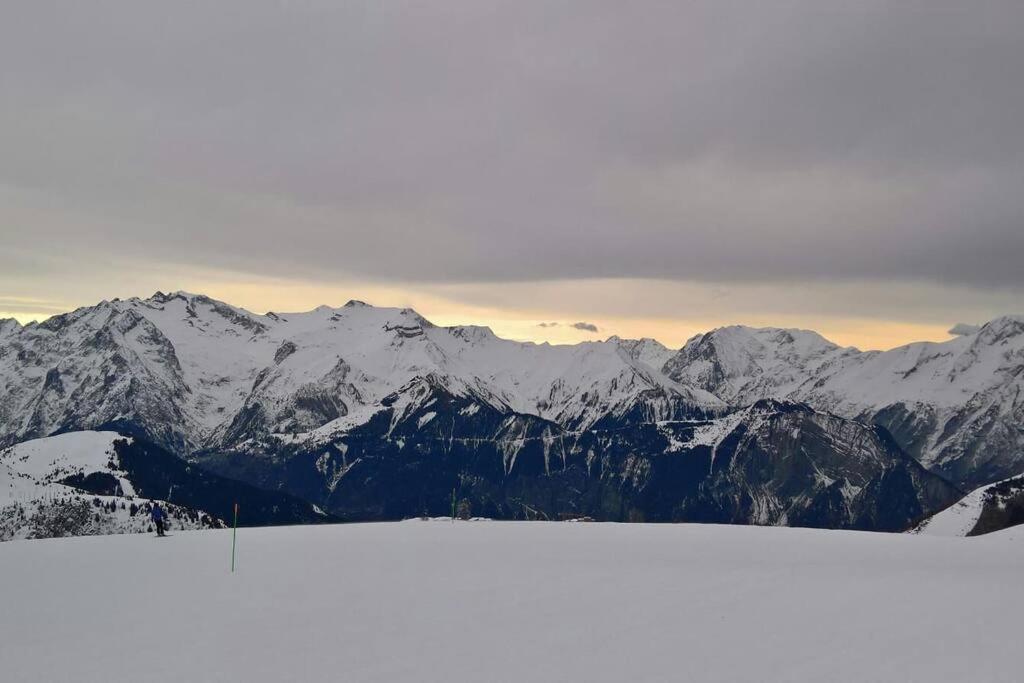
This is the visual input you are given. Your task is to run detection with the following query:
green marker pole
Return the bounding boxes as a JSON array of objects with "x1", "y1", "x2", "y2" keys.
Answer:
[{"x1": 231, "y1": 502, "x2": 239, "y2": 573}]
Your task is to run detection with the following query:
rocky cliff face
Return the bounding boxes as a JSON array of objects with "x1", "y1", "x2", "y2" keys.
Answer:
[
  {"x1": 195, "y1": 381, "x2": 960, "y2": 530},
  {"x1": 0, "y1": 303, "x2": 197, "y2": 452}
]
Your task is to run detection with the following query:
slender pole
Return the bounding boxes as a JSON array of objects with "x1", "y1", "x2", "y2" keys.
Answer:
[
  {"x1": 451, "y1": 488, "x2": 456, "y2": 523},
  {"x1": 231, "y1": 502, "x2": 239, "y2": 573}
]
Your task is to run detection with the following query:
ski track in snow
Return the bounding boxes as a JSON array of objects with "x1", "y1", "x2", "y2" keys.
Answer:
[{"x1": 0, "y1": 522, "x2": 1021, "y2": 683}]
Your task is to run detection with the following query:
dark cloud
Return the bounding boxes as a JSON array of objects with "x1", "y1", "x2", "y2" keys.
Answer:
[
  {"x1": 948, "y1": 323, "x2": 981, "y2": 336},
  {"x1": 536, "y1": 321, "x2": 598, "y2": 332},
  {"x1": 2, "y1": 2, "x2": 1023, "y2": 294},
  {"x1": 536, "y1": 321, "x2": 599, "y2": 332}
]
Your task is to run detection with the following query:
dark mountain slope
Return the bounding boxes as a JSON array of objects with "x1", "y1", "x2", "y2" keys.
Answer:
[{"x1": 197, "y1": 381, "x2": 960, "y2": 531}]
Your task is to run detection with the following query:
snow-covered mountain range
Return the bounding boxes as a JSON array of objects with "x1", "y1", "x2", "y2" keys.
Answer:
[
  {"x1": 0, "y1": 292, "x2": 720, "y2": 454},
  {"x1": 665, "y1": 318, "x2": 1024, "y2": 487},
  {"x1": 0, "y1": 291, "x2": 1020, "y2": 533},
  {"x1": 2, "y1": 291, "x2": 1020, "y2": 485}
]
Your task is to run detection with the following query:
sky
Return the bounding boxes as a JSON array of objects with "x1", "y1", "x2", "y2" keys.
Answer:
[{"x1": 2, "y1": 2, "x2": 1022, "y2": 350}]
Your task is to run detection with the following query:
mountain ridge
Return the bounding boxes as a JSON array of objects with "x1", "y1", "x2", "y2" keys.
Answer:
[
  {"x1": 1, "y1": 291, "x2": 1020, "y2": 498},
  {"x1": 0, "y1": 291, "x2": 724, "y2": 454}
]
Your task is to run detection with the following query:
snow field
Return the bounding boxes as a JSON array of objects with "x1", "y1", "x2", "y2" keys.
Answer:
[{"x1": 0, "y1": 521, "x2": 1021, "y2": 682}]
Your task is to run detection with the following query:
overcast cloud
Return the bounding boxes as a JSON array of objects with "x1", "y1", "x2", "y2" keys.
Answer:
[{"x1": 1, "y1": 2, "x2": 1022, "y2": 338}]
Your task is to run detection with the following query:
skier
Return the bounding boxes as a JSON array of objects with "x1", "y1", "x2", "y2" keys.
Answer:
[{"x1": 151, "y1": 501, "x2": 167, "y2": 537}]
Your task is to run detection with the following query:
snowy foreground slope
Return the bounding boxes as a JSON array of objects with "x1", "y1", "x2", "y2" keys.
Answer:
[
  {"x1": 0, "y1": 431, "x2": 217, "y2": 540},
  {"x1": 0, "y1": 431, "x2": 329, "y2": 540},
  {"x1": 1, "y1": 522, "x2": 1021, "y2": 683}
]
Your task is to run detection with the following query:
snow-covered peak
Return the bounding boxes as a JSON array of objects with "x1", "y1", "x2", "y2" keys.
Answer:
[
  {"x1": 664, "y1": 324, "x2": 859, "y2": 404},
  {"x1": 699, "y1": 324, "x2": 849, "y2": 357},
  {"x1": 448, "y1": 325, "x2": 498, "y2": 345},
  {"x1": 803, "y1": 313, "x2": 1024, "y2": 412},
  {"x1": 973, "y1": 314, "x2": 1024, "y2": 345},
  {"x1": 608, "y1": 336, "x2": 675, "y2": 371}
]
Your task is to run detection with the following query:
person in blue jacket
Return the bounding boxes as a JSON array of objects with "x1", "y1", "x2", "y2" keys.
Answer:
[{"x1": 151, "y1": 502, "x2": 167, "y2": 537}]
